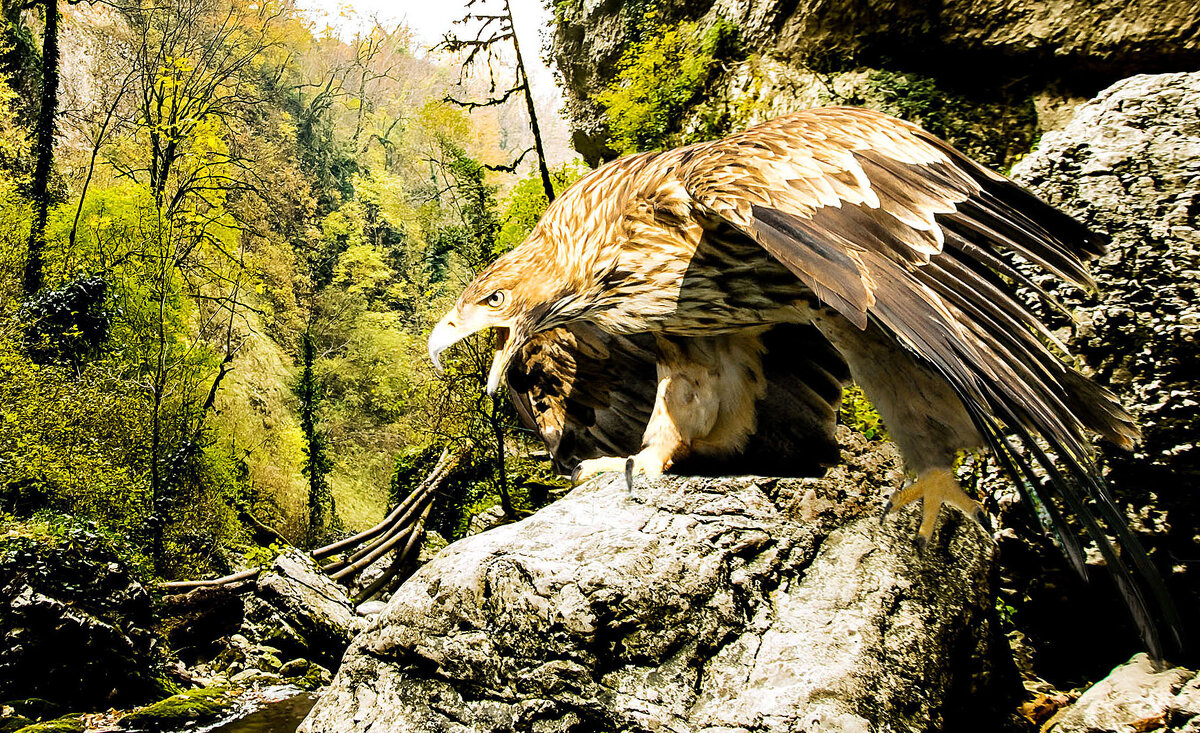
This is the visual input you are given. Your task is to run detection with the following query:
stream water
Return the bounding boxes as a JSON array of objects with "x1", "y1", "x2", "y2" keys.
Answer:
[
  {"x1": 159, "y1": 687, "x2": 319, "y2": 733},
  {"x1": 206, "y1": 692, "x2": 318, "y2": 733}
]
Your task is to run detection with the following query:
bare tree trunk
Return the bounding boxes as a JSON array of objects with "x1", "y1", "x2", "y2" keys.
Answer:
[
  {"x1": 505, "y1": 0, "x2": 554, "y2": 204},
  {"x1": 23, "y1": 0, "x2": 59, "y2": 296},
  {"x1": 150, "y1": 244, "x2": 169, "y2": 575},
  {"x1": 69, "y1": 69, "x2": 133, "y2": 250}
]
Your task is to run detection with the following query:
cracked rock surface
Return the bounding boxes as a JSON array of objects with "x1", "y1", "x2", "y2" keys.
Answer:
[
  {"x1": 243, "y1": 549, "x2": 365, "y2": 669},
  {"x1": 301, "y1": 433, "x2": 1009, "y2": 732}
]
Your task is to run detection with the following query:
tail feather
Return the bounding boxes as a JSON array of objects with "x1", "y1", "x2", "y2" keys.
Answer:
[{"x1": 971, "y1": 396, "x2": 1182, "y2": 660}]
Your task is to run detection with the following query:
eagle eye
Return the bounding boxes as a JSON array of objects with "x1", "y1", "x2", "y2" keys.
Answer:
[{"x1": 484, "y1": 290, "x2": 507, "y2": 308}]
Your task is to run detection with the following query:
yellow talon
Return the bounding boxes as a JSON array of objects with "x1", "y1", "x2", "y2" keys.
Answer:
[
  {"x1": 883, "y1": 468, "x2": 987, "y2": 546},
  {"x1": 571, "y1": 450, "x2": 670, "y2": 493}
]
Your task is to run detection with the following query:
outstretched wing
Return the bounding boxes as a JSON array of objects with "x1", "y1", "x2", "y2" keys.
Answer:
[
  {"x1": 672, "y1": 106, "x2": 1178, "y2": 658},
  {"x1": 507, "y1": 322, "x2": 849, "y2": 478}
]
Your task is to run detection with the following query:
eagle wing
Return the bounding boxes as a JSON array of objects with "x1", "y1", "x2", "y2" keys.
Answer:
[
  {"x1": 507, "y1": 322, "x2": 849, "y2": 478},
  {"x1": 671, "y1": 106, "x2": 1177, "y2": 656},
  {"x1": 506, "y1": 322, "x2": 656, "y2": 474}
]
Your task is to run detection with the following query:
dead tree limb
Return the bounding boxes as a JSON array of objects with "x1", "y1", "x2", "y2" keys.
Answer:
[
  {"x1": 355, "y1": 501, "x2": 433, "y2": 604},
  {"x1": 160, "y1": 444, "x2": 466, "y2": 595},
  {"x1": 310, "y1": 447, "x2": 451, "y2": 560}
]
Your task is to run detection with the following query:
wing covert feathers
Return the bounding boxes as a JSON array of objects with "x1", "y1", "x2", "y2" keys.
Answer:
[{"x1": 672, "y1": 106, "x2": 1174, "y2": 658}]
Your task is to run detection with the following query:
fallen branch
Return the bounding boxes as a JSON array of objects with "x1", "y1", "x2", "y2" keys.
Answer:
[
  {"x1": 326, "y1": 449, "x2": 463, "y2": 580},
  {"x1": 160, "y1": 445, "x2": 466, "y2": 595},
  {"x1": 161, "y1": 567, "x2": 260, "y2": 592},
  {"x1": 355, "y1": 501, "x2": 433, "y2": 604},
  {"x1": 311, "y1": 448, "x2": 451, "y2": 560}
]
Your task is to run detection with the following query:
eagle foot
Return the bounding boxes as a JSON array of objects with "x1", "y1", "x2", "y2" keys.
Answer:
[
  {"x1": 882, "y1": 468, "x2": 988, "y2": 546},
  {"x1": 572, "y1": 451, "x2": 667, "y2": 491}
]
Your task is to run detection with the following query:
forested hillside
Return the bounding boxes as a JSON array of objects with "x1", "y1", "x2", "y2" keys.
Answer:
[{"x1": 0, "y1": 0, "x2": 578, "y2": 579}]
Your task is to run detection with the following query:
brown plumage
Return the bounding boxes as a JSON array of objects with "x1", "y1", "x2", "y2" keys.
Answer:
[{"x1": 428, "y1": 107, "x2": 1179, "y2": 658}]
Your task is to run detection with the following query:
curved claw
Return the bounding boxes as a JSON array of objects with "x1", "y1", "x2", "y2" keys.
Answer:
[
  {"x1": 624, "y1": 457, "x2": 635, "y2": 494},
  {"x1": 880, "y1": 499, "x2": 893, "y2": 525},
  {"x1": 571, "y1": 465, "x2": 582, "y2": 486}
]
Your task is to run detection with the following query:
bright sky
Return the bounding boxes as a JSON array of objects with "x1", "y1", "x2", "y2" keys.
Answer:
[{"x1": 295, "y1": 0, "x2": 559, "y2": 95}]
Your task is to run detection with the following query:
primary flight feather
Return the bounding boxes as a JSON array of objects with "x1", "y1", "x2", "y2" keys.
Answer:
[{"x1": 428, "y1": 106, "x2": 1180, "y2": 659}]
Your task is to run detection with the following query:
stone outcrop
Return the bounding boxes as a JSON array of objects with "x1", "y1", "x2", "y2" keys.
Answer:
[
  {"x1": 1044, "y1": 654, "x2": 1200, "y2": 732},
  {"x1": 301, "y1": 432, "x2": 1015, "y2": 732},
  {"x1": 0, "y1": 519, "x2": 167, "y2": 709},
  {"x1": 550, "y1": 0, "x2": 1200, "y2": 165},
  {"x1": 243, "y1": 550, "x2": 363, "y2": 669}
]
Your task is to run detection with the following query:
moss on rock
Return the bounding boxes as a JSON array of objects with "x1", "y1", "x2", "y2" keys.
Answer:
[
  {"x1": 0, "y1": 717, "x2": 33, "y2": 733},
  {"x1": 13, "y1": 716, "x2": 85, "y2": 733},
  {"x1": 596, "y1": 17, "x2": 745, "y2": 154},
  {"x1": 118, "y1": 688, "x2": 235, "y2": 732}
]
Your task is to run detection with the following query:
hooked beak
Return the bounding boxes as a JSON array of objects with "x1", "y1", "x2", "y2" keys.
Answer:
[{"x1": 427, "y1": 314, "x2": 521, "y2": 397}]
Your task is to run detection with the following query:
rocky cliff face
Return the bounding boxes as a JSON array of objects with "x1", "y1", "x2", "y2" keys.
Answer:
[
  {"x1": 0, "y1": 518, "x2": 167, "y2": 709},
  {"x1": 301, "y1": 432, "x2": 1017, "y2": 732},
  {"x1": 550, "y1": 0, "x2": 1200, "y2": 166}
]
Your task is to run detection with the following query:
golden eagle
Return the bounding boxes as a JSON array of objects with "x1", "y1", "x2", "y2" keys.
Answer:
[{"x1": 427, "y1": 107, "x2": 1179, "y2": 657}]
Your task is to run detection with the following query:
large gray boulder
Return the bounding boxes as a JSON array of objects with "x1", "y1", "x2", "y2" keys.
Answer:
[
  {"x1": 1003, "y1": 71, "x2": 1200, "y2": 676},
  {"x1": 1044, "y1": 654, "x2": 1200, "y2": 732},
  {"x1": 301, "y1": 433, "x2": 1011, "y2": 732}
]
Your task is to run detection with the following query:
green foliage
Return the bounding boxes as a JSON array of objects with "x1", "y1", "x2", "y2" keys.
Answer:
[
  {"x1": 0, "y1": 334, "x2": 150, "y2": 538},
  {"x1": 0, "y1": 511, "x2": 154, "y2": 585},
  {"x1": 840, "y1": 385, "x2": 889, "y2": 441},
  {"x1": 240, "y1": 540, "x2": 285, "y2": 570},
  {"x1": 0, "y1": 0, "x2": 580, "y2": 585},
  {"x1": 0, "y1": 72, "x2": 26, "y2": 175},
  {"x1": 597, "y1": 18, "x2": 744, "y2": 155},
  {"x1": 996, "y1": 597, "x2": 1018, "y2": 627},
  {"x1": 853, "y1": 70, "x2": 1037, "y2": 170}
]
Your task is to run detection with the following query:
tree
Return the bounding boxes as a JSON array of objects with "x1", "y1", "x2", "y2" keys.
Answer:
[
  {"x1": 123, "y1": 0, "x2": 286, "y2": 211},
  {"x1": 440, "y1": 0, "x2": 555, "y2": 203},
  {"x1": 298, "y1": 328, "x2": 335, "y2": 546},
  {"x1": 21, "y1": 0, "x2": 60, "y2": 296}
]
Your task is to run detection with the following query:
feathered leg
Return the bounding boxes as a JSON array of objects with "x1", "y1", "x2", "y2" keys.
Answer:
[
  {"x1": 573, "y1": 332, "x2": 766, "y2": 487},
  {"x1": 571, "y1": 353, "x2": 712, "y2": 485},
  {"x1": 814, "y1": 314, "x2": 989, "y2": 544}
]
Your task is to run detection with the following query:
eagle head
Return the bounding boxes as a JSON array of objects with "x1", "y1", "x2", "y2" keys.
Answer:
[{"x1": 427, "y1": 242, "x2": 573, "y2": 396}]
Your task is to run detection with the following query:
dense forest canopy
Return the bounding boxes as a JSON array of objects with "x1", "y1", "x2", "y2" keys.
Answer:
[{"x1": 0, "y1": 0, "x2": 581, "y2": 578}]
